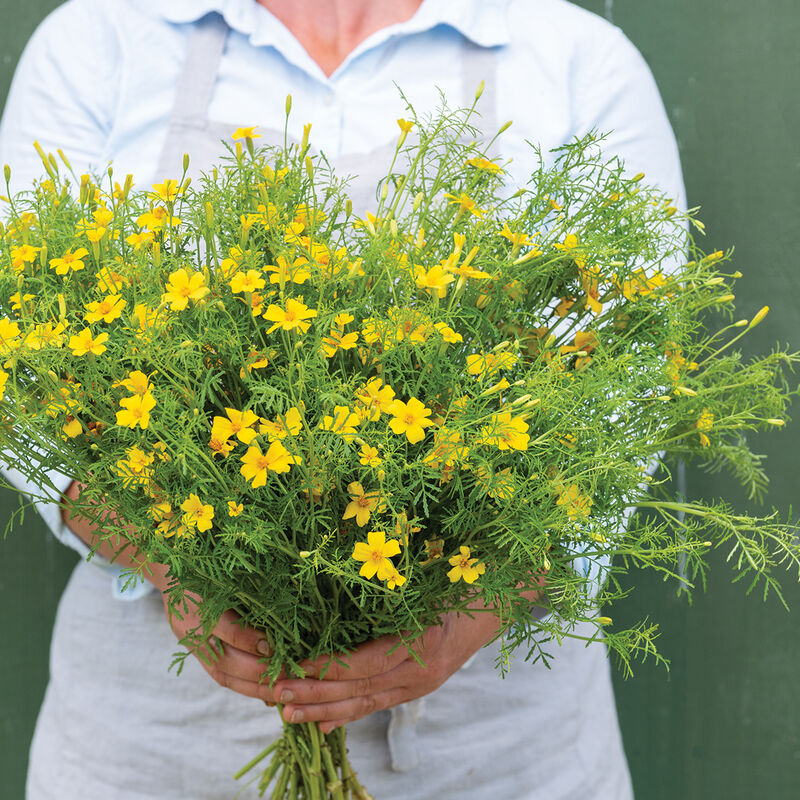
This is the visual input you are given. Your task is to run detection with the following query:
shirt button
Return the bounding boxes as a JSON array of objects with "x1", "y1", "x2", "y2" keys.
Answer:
[{"x1": 324, "y1": 92, "x2": 335, "y2": 107}]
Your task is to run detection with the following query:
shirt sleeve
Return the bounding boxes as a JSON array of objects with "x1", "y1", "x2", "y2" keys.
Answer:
[
  {"x1": 0, "y1": 0, "x2": 118, "y2": 193},
  {"x1": 567, "y1": 26, "x2": 687, "y2": 595},
  {"x1": 572, "y1": 25, "x2": 686, "y2": 215},
  {"x1": 0, "y1": 0, "x2": 119, "y2": 566}
]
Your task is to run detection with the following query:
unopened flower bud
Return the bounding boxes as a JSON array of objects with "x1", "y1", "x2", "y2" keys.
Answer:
[
  {"x1": 748, "y1": 305, "x2": 769, "y2": 328},
  {"x1": 285, "y1": 94, "x2": 292, "y2": 115},
  {"x1": 766, "y1": 418, "x2": 785, "y2": 426},
  {"x1": 717, "y1": 294, "x2": 735, "y2": 303},
  {"x1": 675, "y1": 386, "x2": 697, "y2": 396},
  {"x1": 597, "y1": 616, "x2": 613, "y2": 625},
  {"x1": 413, "y1": 191, "x2": 424, "y2": 211},
  {"x1": 183, "y1": 153, "x2": 190, "y2": 173},
  {"x1": 299, "y1": 551, "x2": 311, "y2": 559},
  {"x1": 498, "y1": 120, "x2": 513, "y2": 134},
  {"x1": 475, "y1": 80, "x2": 485, "y2": 100},
  {"x1": 632, "y1": 172, "x2": 645, "y2": 182}
]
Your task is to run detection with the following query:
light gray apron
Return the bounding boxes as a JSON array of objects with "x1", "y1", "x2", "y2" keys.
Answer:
[{"x1": 27, "y1": 13, "x2": 633, "y2": 799}]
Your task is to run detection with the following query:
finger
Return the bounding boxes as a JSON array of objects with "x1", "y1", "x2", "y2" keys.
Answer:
[
  {"x1": 319, "y1": 719, "x2": 349, "y2": 735},
  {"x1": 282, "y1": 687, "x2": 412, "y2": 725},
  {"x1": 301, "y1": 634, "x2": 410, "y2": 681},
  {"x1": 212, "y1": 609, "x2": 272, "y2": 658},
  {"x1": 207, "y1": 640, "x2": 276, "y2": 685},
  {"x1": 277, "y1": 656, "x2": 448, "y2": 713},
  {"x1": 202, "y1": 659, "x2": 280, "y2": 702}
]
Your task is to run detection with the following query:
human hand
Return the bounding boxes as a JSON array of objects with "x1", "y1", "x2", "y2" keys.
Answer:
[
  {"x1": 161, "y1": 589, "x2": 276, "y2": 701},
  {"x1": 271, "y1": 607, "x2": 503, "y2": 734}
]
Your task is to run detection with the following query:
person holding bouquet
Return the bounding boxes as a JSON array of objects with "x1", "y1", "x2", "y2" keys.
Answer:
[{"x1": 0, "y1": 0, "x2": 686, "y2": 797}]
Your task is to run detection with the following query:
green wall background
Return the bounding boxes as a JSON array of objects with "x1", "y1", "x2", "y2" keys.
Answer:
[{"x1": 1, "y1": 1, "x2": 798, "y2": 798}]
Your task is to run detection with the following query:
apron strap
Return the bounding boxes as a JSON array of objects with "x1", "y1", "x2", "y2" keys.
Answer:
[
  {"x1": 461, "y1": 39, "x2": 498, "y2": 134},
  {"x1": 169, "y1": 12, "x2": 229, "y2": 129}
]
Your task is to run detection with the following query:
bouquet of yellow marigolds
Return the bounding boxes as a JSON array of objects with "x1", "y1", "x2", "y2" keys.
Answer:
[{"x1": 1, "y1": 96, "x2": 799, "y2": 799}]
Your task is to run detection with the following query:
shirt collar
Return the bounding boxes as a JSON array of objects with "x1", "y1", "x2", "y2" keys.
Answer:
[{"x1": 159, "y1": 0, "x2": 511, "y2": 50}]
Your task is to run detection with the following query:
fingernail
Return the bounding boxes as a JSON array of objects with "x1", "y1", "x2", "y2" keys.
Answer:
[
  {"x1": 303, "y1": 664, "x2": 317, "y2": 678},
  {"x1": 264, "y1": 700, "x2": 276, "y2": 708},
  {"x1": 279, "y1": 690, "x2": 295, "y2": 703},
  {"x1": 256, "y1": 638, "x2": 270, "y2": 656},
  {"x1": 291, "y1": 709, "x2": 304, "y2": 723}
]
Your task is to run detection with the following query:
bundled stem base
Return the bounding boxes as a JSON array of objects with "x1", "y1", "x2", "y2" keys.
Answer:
[{"x1": 236, "y1": 716, "x2": 372, "y2": 799}]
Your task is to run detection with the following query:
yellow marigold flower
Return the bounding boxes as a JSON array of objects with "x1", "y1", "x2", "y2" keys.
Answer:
[
  {"x1": 229, "y1": 269, "x2": 266, "y2": 294},
  {"x1": 334, "y1": 312, "x2": 354, "y2": 327},
  {"x1": 240, "y1": 441, "x2": 301, "y2": 487},
  {"x1": 25, "y1": 321, "x2": 67, "y2": 350},
  {"x1": 420, "y1": 537, "x2": 445, "y2": 565},
  {"x1": 343, "y1": 481, "x2": 386, "y2": 527},
  {"x1": 9, "y1": 291, "x2": 33, "y2": 312},
  {"x1": 227, "y1": 501, "x2": 244, "y2": 517},
  {"x1": 466, "y1": 350, "x2": 517, "y2": 379},
  {"x1": 396, "y1": 118, "x2": 414, "y2": 134},
  {"x1": 447, "y1": 545, "x2": 486, "y2": 584},
  {"x1": 232, "y1": 126, "x2": 261, "y2": 140},
  {"x1": 423, "y1": 427, "x2": 468, "y2": 469},
  {"x1": 11, "y1": 245, "x2": 40, "y2": 272},
  {"x1": 318, "y1": 405, "x2": 361, "y2": 437},
  {"x1": 477, "y1": 412, "x2": 529, "y2": 451},
  {"x1": 466, "y1": 156, "x2": 503, "y2": 173},
  {"x1": 414, "y1": 263, "x2": 454, "y2": 298},
  {"x1": 696, "y1": 408, "x2": 714, "y2": 447},
  {"x1": 259, "y1": 407, "x2": 303, "y2": 441},
  {"x1": 69, "y1": 327, "x2": 109, "y2": 357},
  {"x1": 433, "y1": 322, "x2": 463, "y2": 343},
  {"x1": 180, "y1": 493, "x2": 214, "y2": 532},
  {"x1": 0, "y1": 369, "x2": 8, "y2": 401},
  {"x1": 696, "y1": 409, "x2": 714, "y2": 431},
  {"x1": 263, "y1": 298, "x2": 318, "y2": 334},
  {"x1": 444, "y1": 192, "x2": 485, "y2": 218},
  {"x1": 95, "y1": 266, "x2": 128, "y2": 293},
  {"x1": 116, "y1": 391, "x2": 156, "y2": 430},
  {"x1": 388, "y1": 397, "x2": 434, "y2": 444},
  {"x1": 85, "y1": 294, "x2": 126, "y2": 324},
  {"x1": 475, "y1": 465, "x2": 515, "y2": 501},
  {"x1": 208, "y1": 435, "x2": 234, "y2": 458},
  {"x1": 553, "y1": 232, "x2": 586, "y2": 267},
  {"x1": 0, "y1": 318, "x2": 21, "y2": 353},
  {"x1": 359, "y1": 444, "x2": 381, "y2": 467},
  {"x1": 115, "y1": 370, "x2": 151, "y2": 396},
  {"x1": 383, "y1": 565, "x2": 407, "y2": 590},
  {"x1": 162, "y1": 268, "x2": 210, "y2": 310},
  {"x1": 556, "y1": 484, "x2": 593, "y2": 519},
  {"x1": 555, "y1": 297, "x2": 575, "y2": 318},
  {"x1": 116, "y1": 446, "x2": 154, "y2": 487},
  {"x1": 62, "y1": 417, "x2": 83, "y2": 439},
  {"x1": 49, "y1": 247, "x2": 89, "y2": 276},
  {"x1": 126, "y1": 231, "x2": 155, "y2": 250},
  {"x1": 321, "y1": 329, "x2": 359, "y2": 358},
  {"x1": 93, "y1": 206, "x2": 113, "y2": 227},
  {"x1": 618, "y1": 268, "x2": 666, "y2": 300},
  {"x1": 136, "y1": 207, "x2": 181, "y2": 231},
  {"x1": 351, "y1": 529, "x2": 401, "y2": 579},
  {"x1": 264, "y1": 255, "x2": 312, "y2": 285},
  {"x1": 212, "y1": 407, "x2": 260, "y2": 445},
  {"x1": 151, "y1": 179, "x2": 182, "y2": 203}
]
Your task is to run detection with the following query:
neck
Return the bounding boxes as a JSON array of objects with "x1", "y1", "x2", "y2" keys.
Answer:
[{"x1": 257, "y1": 0, "x2": 424, "y2": 76}]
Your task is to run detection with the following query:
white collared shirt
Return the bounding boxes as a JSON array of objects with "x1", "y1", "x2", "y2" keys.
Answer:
[{"x1": 0, "y1": 0, "x2": 685, "y2": 597}]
